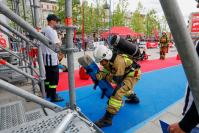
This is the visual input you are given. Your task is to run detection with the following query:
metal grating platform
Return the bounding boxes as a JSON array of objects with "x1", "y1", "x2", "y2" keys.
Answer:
[
  {"x1": 0, "y1": 109, "x2": 99, "y2": 133},
  {"x1": 0, "y1": 70, "x2": 26, "y2": 83},
  {"x1": 0, "y1": 101, "x2": 26, "y2": 130},
  {"x1": 25, "y1": 108, "x2": 46, "y2": 122}
]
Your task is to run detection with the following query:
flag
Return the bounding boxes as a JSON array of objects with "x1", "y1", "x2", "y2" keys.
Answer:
[
  {"x1": 160, "y1": 120, "x2": 169, "y2": 133},
  {"x1": 154, "y1": 29, "x2": 159, "y2": 40}
]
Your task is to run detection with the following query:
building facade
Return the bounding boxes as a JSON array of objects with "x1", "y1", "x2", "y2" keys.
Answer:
[{"x1": 40, "y1": 0, "x2": 58, "y2": 27}]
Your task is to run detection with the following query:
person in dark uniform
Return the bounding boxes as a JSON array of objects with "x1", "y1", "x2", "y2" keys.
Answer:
[
  {"x1": 168, "y1": 41, "x2": 199, "y2": 133},
  {"x1": 41, "y1": 14, "x2": 64, "y2": 102}
]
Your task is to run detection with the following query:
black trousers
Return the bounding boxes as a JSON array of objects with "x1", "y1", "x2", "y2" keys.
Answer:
[{"x1": 45, "y1": 65, "x2": 59, "y2": 99}]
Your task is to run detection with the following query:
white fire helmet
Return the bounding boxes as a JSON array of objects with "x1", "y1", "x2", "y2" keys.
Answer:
[{"x1": 93, "y1": 45, "x2": 113, "y2": 63}]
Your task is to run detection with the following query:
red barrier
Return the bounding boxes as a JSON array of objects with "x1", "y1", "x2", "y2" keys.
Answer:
[
  {"x1": 0, "y1": 59, "x2": 6, "y2": 65},
  {"x1": 79, "y1": 66, "x2": 89, "y2": 80},
  {"x1": 28, "y1": 48, "x2": 38, "y2": 58},
  {"x1": 0, "y1": 37, "x2": 7, "y2": 48}
]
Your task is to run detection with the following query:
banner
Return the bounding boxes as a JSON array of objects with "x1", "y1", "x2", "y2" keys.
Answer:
[
  {"x1": 0, "y1": 31, "x2": 9, "y2": 49},
  {"x1": 191, "y1": 13, "x2": 199, "y2": 32},
  {"x1": 160, "y1": 120, "x2": 169, "y2": 133},
  {"x1": 0, "y1": 9, "x2": 9, "y2": 49}
]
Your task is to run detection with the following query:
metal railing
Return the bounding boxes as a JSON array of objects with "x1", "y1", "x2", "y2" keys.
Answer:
[{"x1": 159, "y1": 0, "x2": 199, "y2": 114}]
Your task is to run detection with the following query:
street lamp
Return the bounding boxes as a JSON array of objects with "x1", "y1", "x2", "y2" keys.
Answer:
[
  {"x1": 81, "y1": 0, "x2": 88, "y2": 51},
  {"x1": 196, "y1": 0, "x2": 199, "y2": 8},
  {"x1": 103, "y1": 0, "x2": 111, "y2": 40}
]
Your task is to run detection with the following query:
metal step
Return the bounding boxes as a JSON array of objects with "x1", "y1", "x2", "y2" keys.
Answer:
[
  {"x1": 0, "y1": 71, "x2": 26, "y2": 83},
  {"x1": 25, "y1": 108, "x2": 46, "y2": 122},
  {"x1": 0, "y1": 101, "x2": 26, "y2": 130},
  {"x1": 0, "y1": 109, "x2": 101, "y2": 133}
]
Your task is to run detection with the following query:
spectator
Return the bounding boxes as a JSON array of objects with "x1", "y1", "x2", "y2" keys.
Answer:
[
  {"x1": 168, "y1": 41, "x2": 199, "y2": 133},
  {"x1": 40, "y1": 14, "x2": 64, "y2": 102},
  {"x1": 76, "y1": 37, "x2": 81, "y2": 51},
  {"x1": 58, "y1": 52, "x2": 68, "y2": 72},
  {"x1": 93, "y1": 33, "x2": 98, "y2": 42},
  {"x1": 168, "y1": 101, "x2": 199, "y2": 133},
  {"x1": 84, "y1": 36, "x2": 88, "y2": 51}
]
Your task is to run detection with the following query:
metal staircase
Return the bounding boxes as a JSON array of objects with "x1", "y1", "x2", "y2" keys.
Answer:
[
  {"x1": 25, "y1": 108, "x2": 46, "y2": 122},
  {"x1": 0, "y1": 101, "x2": 26, "y2": 130},
  {"x1": 0, "y1": 101, "x2": 101, "y2": 133}
]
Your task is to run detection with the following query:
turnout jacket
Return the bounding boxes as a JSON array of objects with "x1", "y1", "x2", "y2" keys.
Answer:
[{"x1": 96, "y1": 54, "x2": 141, "y2": 85}]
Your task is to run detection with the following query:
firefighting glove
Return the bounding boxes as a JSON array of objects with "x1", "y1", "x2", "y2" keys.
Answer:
[
  {"x1": 58, "y1": 64, "x2": 64, "y2": 69},
  {"x1": 86, "y1": 68, "x2": 93, "y2": 74},
  {"x1": 101, "y1": 88, "x2": 106, "y2": 99},
  {"x1": 93, "y1": 80, "x2": 99, "y2": 90}
]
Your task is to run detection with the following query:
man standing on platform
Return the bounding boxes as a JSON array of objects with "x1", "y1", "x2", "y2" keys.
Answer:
[{"x1": 41, "y1": 14, "x2": 64, "y2": 102}]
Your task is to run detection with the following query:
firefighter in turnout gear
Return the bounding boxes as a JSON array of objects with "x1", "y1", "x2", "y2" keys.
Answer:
[
  {"x1": 159, "y1": 31, "x2": 169, "y2": 60},
  {"x1": 93, "y1": 45, "x2": 141, "y2": 128}
]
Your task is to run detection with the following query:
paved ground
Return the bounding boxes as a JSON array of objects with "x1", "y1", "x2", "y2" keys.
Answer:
[
  {"x1": 62, "y1": 46, "x2": 186, "y2": 133},
  {"x1": 134, "y1": 47, "x2": 184, "y2": 133},
  {"x1": 134, "y1": 99, "x2": 184, "y2": 133},
  {"x1": 64, "y1": 46, "x2": 186, "y2": 133}
]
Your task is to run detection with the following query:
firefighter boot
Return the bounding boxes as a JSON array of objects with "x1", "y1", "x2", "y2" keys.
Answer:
[
  {"x1": 50, "y1": 89, "x2": 64, "y2": 102},
  {"x1": 95, "y1": 111, "x2": 114, "y2": 128},
  {"x1": 125, "y1": 93, "x2": 140, "y2": 104},
  {"x1": 45, "y1": 85, "x2": 50, "y2": 98}
]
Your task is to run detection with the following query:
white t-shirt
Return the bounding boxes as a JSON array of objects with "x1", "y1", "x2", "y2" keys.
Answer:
[{"x1": 41, "y1": 26, "x2": 60, "y2": 66}]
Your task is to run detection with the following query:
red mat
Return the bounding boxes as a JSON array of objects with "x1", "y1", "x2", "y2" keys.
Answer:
[{"x1": 57, "y1": 57, "x2": 181, "y2": 92}]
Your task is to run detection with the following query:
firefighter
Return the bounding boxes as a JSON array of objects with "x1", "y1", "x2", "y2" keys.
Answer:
[
  {"x1": 93, "y1": 45, "x2": 140, "y2": 128},
  {"x1": 159, "y1": 31, "x2": 169, "y2": 60}
]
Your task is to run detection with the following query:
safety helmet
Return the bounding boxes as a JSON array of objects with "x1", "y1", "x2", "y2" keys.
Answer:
[{"x1": 93, "y1": 45, "x2": 113, "y2": 63}]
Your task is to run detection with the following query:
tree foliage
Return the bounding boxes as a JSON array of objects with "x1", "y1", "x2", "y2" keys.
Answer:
[
  {"x1": 55, "y1": 0, "x2": 165, "y2": 37},
  {"x1": 56, "y1": 0, "x2": 107, "y2": 34},
  {"x1": 7, "y1": 0, "x2": 33, "y2": 28},
  {"x1": 130, "y1": 1, "x2": 161, "y2": 36},
  {"x1": 130, "y1": 1, "x2": 145, "y2": 33},
  {"x1": 112, "y1": 0, "x2": 129, "y2": 26},
  {"x1": 144, "y1": 9, "x2": 160, "y2": 36}
]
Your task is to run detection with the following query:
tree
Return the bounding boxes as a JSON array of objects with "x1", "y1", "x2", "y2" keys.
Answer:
[
  {"x1": 56, "y1": 0, "x2": 80, "y2": 24},
  {"x1": 56, "y1": 0, "x2": 106, "y2": 34},
  {"x1": 144, "y1": 9, "x2": 160, "y2": 36},
  {"x1": 112, "y1": 0, "x2": 129, "y2": 26},
  {"x1": 129, "y1": 1, "x2": 161, "y2": 37},
  {"x1": 130, "y1": 1, "x2": 145, "y2": 33},
  {"x1": 159, "y1": 16, "x2": 169, "y2": 33},
  {"x1": 7, "y1": 0, "x2": 33, "y2": 28}
]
